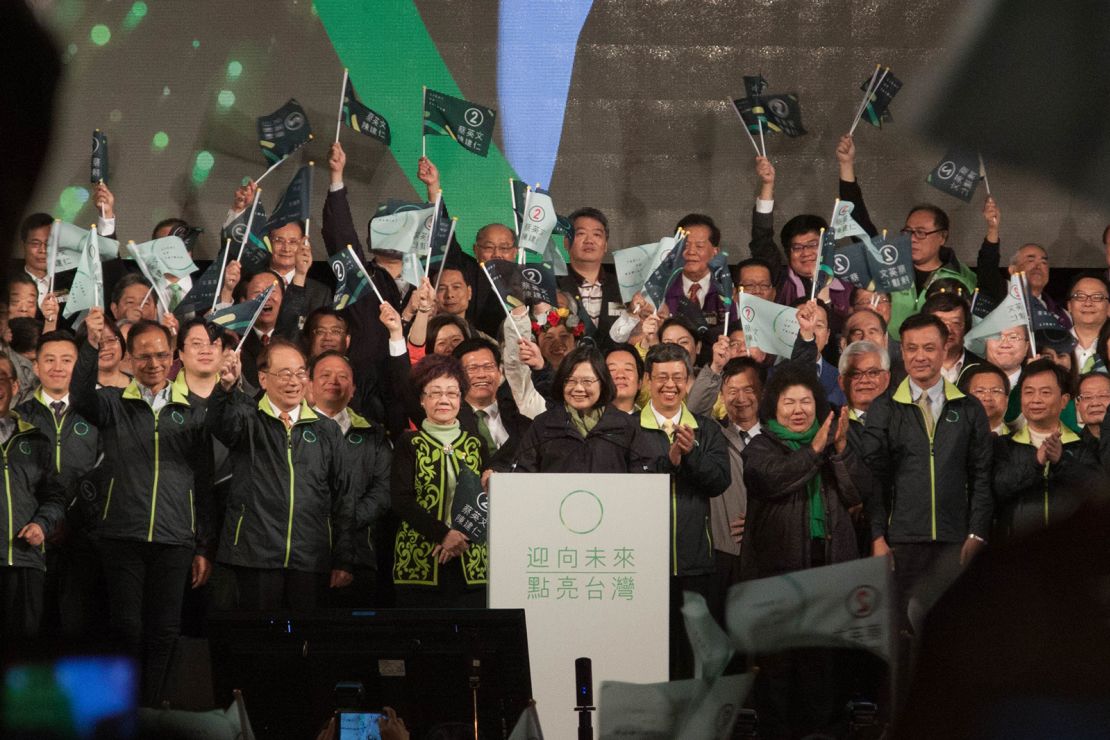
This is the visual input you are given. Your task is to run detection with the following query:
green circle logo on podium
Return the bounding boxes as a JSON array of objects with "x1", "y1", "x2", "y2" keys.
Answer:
[{"x1": 559, "y1": 489, "x2": 604, "y2": 534}]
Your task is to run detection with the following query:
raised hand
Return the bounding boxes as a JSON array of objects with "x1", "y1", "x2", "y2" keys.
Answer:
[
  {"x1": 85, "y1": 306, "x2": 106, "y2": 348},
  {"x1": 93, "y1": 182, "x2": 116, "y2": 219},
  {"x1": 836, "y1": 134, "x2": 856, "y2": 181},
  {"x1": 811, "y1": 411, "x2": 834, "y2": 453},
  {"x1": 219, "y1": 349, "x2": 242, "y2": 390},
  {"x1": 983, "y1": 195, "x2": 1000, "y2": 242},
  {"x1": 328, "y1": 141, "x2": 346, "y2": 185}
]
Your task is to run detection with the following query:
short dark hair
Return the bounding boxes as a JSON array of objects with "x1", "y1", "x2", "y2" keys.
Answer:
[
  {"x1": 924, "y1": 278, "x2": 970, "y2": 301},
  {"x1": 8, "y1": 317, "x2": 41, "y2": 354},
  {"x1": 8, "y1": 271, "x2": 36, "y2": 290},
  {"x1": 568, "y1": 207, "x2": 609, "y2": 238},
  {"x1": 758, "y1": 361, "x2": 830, "y2": 426},
  {"x1": 846, "y1": 307, "x2": 889, "y2": 335},
  {"x1": 1078, "y1": 371, "x2": 1110, "y2": 397},
  {"x1": 257, "y1": 337, "x2": 305, "y2": 373},
  {"x1": 20, "y1": 212, "x2": 52, "y2": 243},
  {"x1": 176, "y1": 316, "x2": 222, "y2": 352},
  {"x1": 721, "y1": 356, "x2": 766, "y2": 389},
  {"x1": 780, "y1": 214, "x2": 827, "y2": 258},
  {"x1": 675, "y1": 213, "x2": 721, "y2": 247},
  {"x1": 126, "y1": 319, "x2": 172, "y2": 356},
  {"x1": 921, "y1": 291, "x2": 971, "y2": 333},
  {"x1": 426, "y1": 314, "x2": 471, "y2": 353},
  {"x1": 36, "y1": 329, "x2": 78, "y2": 356},
  {"x1": 906, "y1": 204, "x2": 950, "y2": 233},
  {"x1": 737, "y1": 257, "x2": 773, "y2": 276},
  {"x1": 645, "y1": 342, "x2": 693, "y2": 379},
  {"x1": 898, "y1": 312, "x2": 950, "y2": 344},
  {"x1": 410, "y1": 352, "x2": 469, "y2": 399},
  {"x1": 454, "y1": 336, "x2": 502, "y2": 367},
  {"x1": 152, "y1": 218, "x2": 189, "y2": 240},
  {"x1": 110, "y1": 273, "x2": 152, "y2": 307},
  {"x1": 308, "y1": 349, "x2": 352, "y2": 379},
  {"x1": 958, "y1": 362, "x2": 1011, "y2": 396},
  {"x1": 234, "y1": 270, "x2": 285, "y2": 303},
  {"x1": 551, "y1": 345, "x2": 615, "y2": 410},
  {"x1": 304, "y1": 307, "x2": 348, "y2": 339},
  {"x1": 1017, "y1": 357, "x2": 1073, "y2": 397},
  {"x1": 433, "y1": 264, "x2": 471, "y2": 287},
  {"x1": 1066, "y1": 271, "x2": 1110, "y2": 298},
  {"x1": 659, "y1": 315, "x2": 699, "y2": 344},
  {"x1": 605, "y1": 343, "x2": 645, "y2": 380}
]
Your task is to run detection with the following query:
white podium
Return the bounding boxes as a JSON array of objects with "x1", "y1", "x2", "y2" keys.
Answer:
[{"x1": 488, "y1": 473, "x2": 670, "y2": 739}]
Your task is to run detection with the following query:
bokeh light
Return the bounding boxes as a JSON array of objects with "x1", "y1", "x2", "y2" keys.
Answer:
[
  {"x1": 109, "y1": 110, "x2": 123, "y2": 123},
  {"x1": 227, "y1": 60, "x2": 243, "y2": 79},
  {"x1": 218, "y1": 90, "x2": 236, "y2": 108},
  {"x1": 58, "y1": 186, "x2": 90, "y2": 221},
  {"x1": 162, "y1": 86, "x2": 171, "y2": 97},
  {"x1": 90, "y1": 25, "x2": 111, "y2": 46},
  {"x1": 123, "y1": 2, "x2": 148, "y2": 30},
  {"x1": 152, "y1": 131, "x2": 169, "y2": 150},
  {"x1": 192, "y1": 39, "x2": 200, "y2": 49},
  {"x1": 191, "y1": 151, "x2": 215, "y2": 185}
]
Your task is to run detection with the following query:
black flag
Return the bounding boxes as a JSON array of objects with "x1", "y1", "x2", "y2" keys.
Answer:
[
  {"x1": 91, "y1": 129, "x2": 109, "y2": 183},
  {"x1": 264, "y1": 164, "x2": 313, "y2": 233},
  {"x1": 763, "y1": 94, "x2": 807, "y2": 137},
  {"x1": 257, "y1": 99, "x2": 312, "y2": 164},
  {"x1": 483, "y1": 259, "x2": 525, "y2": 309},
  {"x1": 926, "y1": 149, "x2": 983, "y2": 202},
  {"x1": 520, "y1": 262, "x2": 558, "y2": 306}
]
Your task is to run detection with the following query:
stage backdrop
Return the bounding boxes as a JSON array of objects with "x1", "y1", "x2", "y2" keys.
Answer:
[{"x1": 24, "y1": 0, "x2": 1109, "y2": 267}]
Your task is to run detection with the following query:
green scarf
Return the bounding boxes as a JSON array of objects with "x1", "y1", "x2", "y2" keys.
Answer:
[
  {"x1": 566, "y1": 404, "x2": 603, "y2": 438},
  {"x1": 766, "y1": 419, "x2": 826, "y2": 539},
  {"x1": 421, "y1": 419, "x2": 461, "y2": 523}
]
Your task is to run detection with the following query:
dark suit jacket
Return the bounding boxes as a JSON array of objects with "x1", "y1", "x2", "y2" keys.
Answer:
[
  {"x1": 558, "y1": 264, "x2": 623, "y2": 349},
  {"x1": 238, "y1": 283, "x2": 308, "y2": 389}
]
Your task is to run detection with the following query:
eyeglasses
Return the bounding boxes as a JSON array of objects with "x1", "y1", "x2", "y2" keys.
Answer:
[
  {"x1": 996, "y1": 331, "x2": 1027, "y2": 344},
  {"x1": 25, "y1": 239, "x2": 48, "y2": 250},
  {"x1": 789, "y1": 241, "x2": 819, "y2": 254},
  {"x1": 463, "y1": 362, "x2": 498, "y2": 375},
  {"x1": 651, "y1": 373, "x2": 687, "y2": 385},
  {"x1": 970, "y1": 387, "x2": 1008, "y2": 398},
  {"x1": 566, "y1": 377, "x2": 599, "y2": 389},
  {"x1": 1069, "y1": 292, "x2": 1109, "y2": 304},
  {"x1": 853, "y1": 296, "x2": 891, "y2": 307},
  {"x1": 845, "y1": 368, "x2": 887, "y2": 381},
  {"x1": 182, "y1": 340, "x2": 216, "y2": 351},
  {"x1": 900, "y1": 227, "x2": 945, "y2": 239},
  {"x1": 1077, "y1": 393, "x2": 1110, "y2": 403},
  {"x1": 311, "y1": 327, "x2": 347, "y2": 337},
  {"x1": 266, "y1": 369, "x2": 308, "y2": 383},
  {"x1": 271, "y1": 237, "x2": 304, "y2": 248},
  {"x1": 476, "y1": 242, "x2": 516, "y2": 255},
  {"x1": 423, "y1": 389, "x2": 461, "y2": 400},
  {"x1": 99, "y1": 337, "x2": 120, "y2": 347},
  {"x1": 133, "y1": 352, "x2": 172, "y2": 365},
  {"x1": 739, "y1": 282, "x2": 773, "y2": 292}
]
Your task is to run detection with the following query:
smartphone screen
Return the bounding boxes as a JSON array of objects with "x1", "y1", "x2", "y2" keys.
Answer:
[{"x1": 338, "y1": 711, "x2": 383, "y2": 740}]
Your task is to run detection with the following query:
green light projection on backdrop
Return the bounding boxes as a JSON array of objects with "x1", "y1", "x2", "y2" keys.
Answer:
[{"x1": 315, "y1": 0, "x2": 520, "y2": 250}]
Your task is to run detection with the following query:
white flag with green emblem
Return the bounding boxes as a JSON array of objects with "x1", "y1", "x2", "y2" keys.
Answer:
[
  {"x1": 52, "y1": 222, "x2": 119, "y2": 272},
  {"x1": 736, "y1": 291, "x2": 799, "y2": 357},
  {"x1": 63, "y1": 228, "x2": 105, "y2": 318},
  {"x1": 369, "y1": 205, "x2": 435, "y2": 254},
  {"x1": 963, "y1": 274, "x2": 1029, "y2": 356},
  {"x1": 128, "y1": 236, "x2": 198, "y2": 283},
  {"x1": 831, "y1": 200, "x2": 869, "y2": 240},
  {"x1": 612, "y1": 237, "x2": 678, "y2": 303},
  {"x1": 518, "y1": 189, "x2": 558, "y2": 255}
]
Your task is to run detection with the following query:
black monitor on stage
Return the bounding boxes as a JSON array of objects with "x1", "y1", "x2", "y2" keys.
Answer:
[{"x1": 207, "y1": 609, "x2": 531, "y2": 740}]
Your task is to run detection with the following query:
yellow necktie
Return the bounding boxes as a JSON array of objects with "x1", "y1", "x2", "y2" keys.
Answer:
[
  {"x1": 279, "y1": 411, "x2": 293, "y2": 431},
  {"x1": 916, "y1": 393, "x2": 934, "y2": 435}
]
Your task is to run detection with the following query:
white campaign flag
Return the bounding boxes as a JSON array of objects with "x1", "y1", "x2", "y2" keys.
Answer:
[
  {"x1": 518, "y1": 190, "x2": 558, "y2": 255},
  {"x1": 736, "y1": 291, "x2": 799, "y2": 357},
  {"x1": 612, "y1": 237, "x2": 678, "y2": 303},
  {"x1": 507, "y1": 702, "x2": 544, "y2": 740},
  {"x1": 63, "y1": 228, "x2": 105, "y2": 318},
  {"x1": 52, "y1": 221, "x2": 119, "y2": 272},
  {"x1": 963, "y1": 274, "x2": 1029, "y2": 356},
  {"x1": 725, "y1": 555, "x2": 895, "y2": 661},
  {"x1": 682, "y1": 592, "x2": 734, "y2": 680},
  {"x1": 831, "y1": 200, "x2": 869, "y2": 240},
  {"x1": 369, "y1": 205, "x2": 435, "y2": 254},
  {"x1": 599, "y1": 674, "x2": 755, "y2": 740},
  {"x1": 128, "y1": 236, "x2": 198, "y2": 282}
]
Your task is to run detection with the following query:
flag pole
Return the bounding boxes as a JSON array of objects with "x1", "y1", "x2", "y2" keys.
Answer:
[
  {"x1": 235, "y1": 189, "x2": 263, "y2": 262},
  {"x1": 421, "y1": 86, "x2": 427, "y2": 158},
  {"x1": 727, "y1": 98, "x2": 762, "y2": 157},
  {"x1": 423, "y1": 189, "x2": 443, "y2": 279},
  {"x1": 509, "y1": 178, "x2": 520, "y2": 235},
  {"x1": 969, "y1": 287, "x2": 979, "y2": 316},
  {"x1": 433, "y1": 218, "x2": 457, "y2": 295},
  {"x1": 212, "y1": 237, "x2": 233, "y2": 312},
  {"x1": 519, "y1": 185, "x2": 533, "y2": 258},
  {"x1": 1018, "y1": 271, "x2": 1037, "y2": 356},
  {"x1": 849, "y1": 64, "x2": 882, "y2": 135},
  {"x1": 978, "y1": 152, "x2": 992, "y2": 196},
  {"x1": 90, "y1": 225, "x2": 104, "y2": 309},
  {"x1": 235, "y1": 284, "x2": 275, "y2": 352},
  {"x1": 346, "y1": 244, "x2": 386, "y2": 304},
  {"x1": 335, "y1": 68, "x2": 348, "y2": 144},
  {"x1": 46, "y1": 219, "x2": 60, "y2": 297},
  {"x1": 757, "y1": 117, "x2": 766, "y2": 158},
  {"x1": 480, "y1": 261, "x2": 525, "y2": 341},
  {"x1": 810, "y1": 228, "x2": 826, "y2": 301},
  {"x1": 255, "y1": 156, "x2": 289, "y2": 185}
]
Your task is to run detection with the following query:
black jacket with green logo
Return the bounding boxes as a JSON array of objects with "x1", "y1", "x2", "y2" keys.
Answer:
[
  {"x1": 992, "y1": 425, "x2": 1100, "y2": 539},
  {"x1": 860, "y1": 378, "x2": 993, "y2": 544},
  {"x1": 342, "y1": 410, "x2": 391, "y2": 569},
  {"x1": 1, "y1": 414, "x2": 66, "y2": 570},
  {"x1": 638, "y1": 404, "x2": 730, "y2": 577},
  {"x1": 16, "y1": 390, "x2": 99, "y2": 495},
  {"x1": 207, "y1": 387, "x2": 356, "y2": 573},
  {"x1": 71, "y1": 343, "x2": 213, "y2": 554}
]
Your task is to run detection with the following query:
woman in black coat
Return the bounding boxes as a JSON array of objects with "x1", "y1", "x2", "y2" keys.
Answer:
[{"x1": 509, "y1": 345, "x2": 651, "y2": 474}]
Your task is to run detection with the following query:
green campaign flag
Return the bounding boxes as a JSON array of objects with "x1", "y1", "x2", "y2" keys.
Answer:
[
  {"x1": 257, "y1": 99, "x2": 312, "y2": 165},
  {"x1": 179, "y1": 242, "x2": 230, "y2": 314},
  {"x1": 423, "y1": 87, "x2": 497, "y2": 156},
  {"x1": 128, "y1": 237, "x2": 198, "y2": 284},
  {"x1": 520, "y1": 262, "x2": 558, "y2": 306},
  {"x1": 330, "y1": 247, "x2": 374, "y2": 310},
  {"x1": 829, "y1": 241, "x2": 874, "y2": 289},
  {"x1": 450, "y1": 468, "x2": 488, "y2": 544},
  {"x1": 222, "y1": 201, "x2": 273, "y2": 274},
  {"x1": 864, "y1": 233, "x2": 914, "y2": 293},
  {"x1": 52, "y1": 222, "x2": 119, "y2": 272},
  {"x1": 342, "y1": 78, "x2": 391, "y2": 145},
  {"x1": 90, "y1": 129, "x2": 108, "y2": 183},
  {"x1": 369, "y1": 203, "x2": 435, "y2": 254},
  {"x1": 264, "y1": 164, "x2": 313, "y2": 233},
  {"x1": 737, "y1": 291, "x2": 799, "y2": 357},
  {"x1": 641, "y1": 235, "x2": 686, "y2": 309},
  {"x1": 708, "y1": 253, "x2": 734, "y2": 307},
  {"x1": 763, "y1": 93, "x2": 807, "y2": 137},
  {"x1": 725, "y1": 554, "x2": 895, "y2": 662},
  {"x1": 63, "y1": 229, "x2": 104, "y2": 319},
  {"x1": 964, "y1": 274, "x2": 1029, "y2": 356},
  {"x1": 517, "y1": 188, "x2": 559, "y2": 255},
  {"x1": 483, "y1": 259, "x2": 525, "y2": 309},
  {"x1": 208, "y1": 282, "x2": 276, "y2": 334},
  {"x1": 926, "y1": 148, "x2": 983, "y2": 202},
  {"x1": 860, "y1": 69, "x2": 902, "y2": 127}
]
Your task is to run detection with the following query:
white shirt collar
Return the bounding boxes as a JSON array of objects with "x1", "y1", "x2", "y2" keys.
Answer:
[
  {"x1": 280, "y1": 268, "x2": 296, "y2": 286},
  {"x1": 734, "y1": 421, "x2": 761, "y2": 437},
  {"x1": 41, "y1": 390, "x2": 70, "y2": 407},
  {"x1": 681, "y1": 273, "x2": 712, "y2": 298},
  {"x1": 270, "y1": 400, "x2": 301, "y2": 424},
  {"x1": 908, "y1": 377, "x2": 944, "y2": 403},
  {"x1": 649, "y1": 402, "x2": 682, "y2": 430},
  {"x1": 314, "y1": 405, "x2": 350, "y2": 434}
]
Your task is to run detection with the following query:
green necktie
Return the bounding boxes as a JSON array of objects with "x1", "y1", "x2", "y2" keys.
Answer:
[
  {"x1": 916, "y1": 392, "x2": 935, "y2": 435},
  {"x1": 169, "y1": 282, "x2": 183, "y2": 310},
  {"x1": 475, "y1": 409, "x2": 497, "y2": 451}
]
